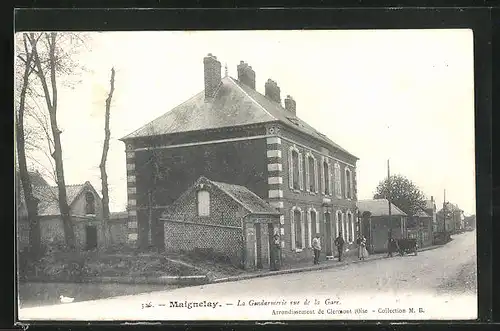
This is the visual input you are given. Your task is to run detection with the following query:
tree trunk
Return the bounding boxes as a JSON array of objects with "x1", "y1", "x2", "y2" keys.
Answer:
[
  {"x1": 30, "y1": 32, "x2": 75, "y2": 249},
  {"x1": 100, "y1": 68, "x2": 115, "y2": 248},
  {"x1": 16, "y1": 34, "x2": 41, "y2": 258}
]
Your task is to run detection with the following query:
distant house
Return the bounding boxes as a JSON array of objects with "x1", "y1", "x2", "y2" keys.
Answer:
[
  {"x1": 17, "y1": 178, "x2": 106, "y2": 251},
  {"x1": 424, "y1": 196, "x2": 438, "y2": 232},
  {"x1": 436, "y1": 202, "x2": 464, "y2": 234},
  {"x1": 463, "y1": 214, "x2": 476, "y2": 230},
  {"x1": 406, "y1": 207, "x2": 433, "y2": 248},
  {"x1": 357, "y1": 199, "x2": 408, "y2": 253},
  {"x1": 160, "y1": 176, "x2": 281, "y2": 270}
]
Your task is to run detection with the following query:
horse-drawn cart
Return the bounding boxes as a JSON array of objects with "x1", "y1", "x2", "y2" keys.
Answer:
[{"x1": 396, "y1": 238, "x2": 418, "y2": 256}]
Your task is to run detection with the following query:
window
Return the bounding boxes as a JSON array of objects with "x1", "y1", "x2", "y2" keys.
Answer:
[
  {"x1": 347, "y1": 212, "x2": 353, "y2": 242},
  {"x1": 334, "y1": 163, "x2": 342, "y2": 197},
  {"x1": 312, "y1": 209, "x2": 319, "y2": 234},
  {"x1": 305, "y1": 154, "x2": 317, "y2": 193},
  {"x1": 293, "y1": 209, "x2": 303, "y2": 250},
  {"x1": 323, "y1": 161, "x2": 330, "y2": 195},
  {"x1": 345, "y1": 168, "x2": 353, "y2": 199},
  {"x1": 197, "y1": 190, "x2": 210, "y2": 216},
  {"x1": 308, "y1": 156, "x2": 315, "y2": 192},
  {"x1": 305, "y1": 211, "x2": 311, "y2": 247},
  {"x1": 85, "y1": 192, "x2": 95, "y2": 215},
  {"x1": 308, "y1": 209, "x2": 317, "y2": 247},
  {"x1": 288, "y1": 147, "x2": 303, "y2": 191},
  {"x1": 336, "y1": 211, "x2": 343, "y2": 238}
]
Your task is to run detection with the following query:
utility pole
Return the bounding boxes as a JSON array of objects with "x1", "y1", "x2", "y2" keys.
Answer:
[
  {"x1": 387, "y1": 159, "x2": 392, "y2": 235},
  {"x1": 443, "y1": 189, "x2": 447, "y2": 233}
]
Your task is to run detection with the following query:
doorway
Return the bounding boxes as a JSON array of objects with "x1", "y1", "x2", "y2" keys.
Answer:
[
  {"x1": 255, "y1": 223, "x2": 263, "y2": 269},
  {"x1": 324, "y1": 212, "x2": 332, "y2": 256},
  {"x1": 85, "y1": 225, "x2": 98, "y2": 250}
]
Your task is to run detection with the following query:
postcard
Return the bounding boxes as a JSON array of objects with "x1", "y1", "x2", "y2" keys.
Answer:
[{"x1": 15, "y1": 29, "x2": 477, "y2": 321}]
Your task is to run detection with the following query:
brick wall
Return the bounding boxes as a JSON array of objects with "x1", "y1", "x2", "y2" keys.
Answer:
[
  {"x1": 129, "y1": 135, "x2": 268, "y2": 248},
  {"x1": 164, "y1": 221, "x2": 244, "y2": 267}
]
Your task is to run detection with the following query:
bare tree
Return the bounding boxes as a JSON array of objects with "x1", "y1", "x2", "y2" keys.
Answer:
[
  {"x1": 26, "y1": 32, "x2": 87, "y2": 249},
  {"x1": 15, "y1": 33, "x2": 41, "y2": 257},
  {"x1": 100, "y1": 67, "x2": 115, "y2": 247}
]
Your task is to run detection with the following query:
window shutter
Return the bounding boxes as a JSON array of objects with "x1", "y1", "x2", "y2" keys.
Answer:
[
  {"x1": 320, "y1": 156, "x2": 325, "y2": 195},
  {"x1": 351, "y1": 171, "x2": 355, "y2": 199},
  {"x1": 328, "y1": 162, "x2": 333, "y2": 196},
  {"x1": 316, "y1": 214, "x2": 320, "y2": 234},
  {"x1": 290, "y1": 210, "x2": 296, "y2": 250},
  {"x1": 342, "y1": 213, "x2": 346, "y2": 241},
  {"x1": 344, "y1": 168, "x2": 348, "y2": 199},
  {"x1": 288, "y1": 148, "x2": 293, "y2": 189},
  {"x1": 305, "y1": 154, "x2": 310, "y2": 192},
  {"x1": 301, "y1": 210, "x2": 306, "y2": 249},
  {"x1": 314, "y1": 158, "x2": 319, "y2": 193},
  {"x1": 335, "y1": 164, "x2": 342, "y2": 198},
  {"x1": 351, "y1": 214, "x2": 356, "y2": 242},
  {"x1": 298, "y1": 152, "x2": 304, "y2": 191},
  {"x1": 335, "y1": 213, "x2": 340, "y2": 238},
  {"x1": 307, "y1": 210, "x2": 312, "y2": 247}
]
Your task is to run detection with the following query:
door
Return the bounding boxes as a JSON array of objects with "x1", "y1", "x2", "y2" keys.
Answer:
[
  {"x1": 255, "y1": 223, "x2": 263, "y2": 269},
  {"x1": 86, "y1": 225, "x2": 98, "y2": 250},
  {"x1": 324, "y1": 212, "x2": 333, "y2": 256}
]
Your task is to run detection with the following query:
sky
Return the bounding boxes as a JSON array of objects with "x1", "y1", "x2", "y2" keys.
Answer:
[{"x1": 17, "y1": 30, "x2": 476, "y2": 215}]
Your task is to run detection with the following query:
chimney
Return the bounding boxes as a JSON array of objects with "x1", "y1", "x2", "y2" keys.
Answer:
[
  {"x1": 203, "y1": 53, "x2": 221, "y2": 100},
  {"x1": 265, "y1": 79, "x2": 281, "y2": 104},
  {"x1": 237, "y1": 61, "x2": 256, "y2": 89},
  {"x1": 284, "y1": 95, "x2": 296, "y2": 115},
  {"x1": 431, "y1": 196, "x2": 434, "y2": 202}
]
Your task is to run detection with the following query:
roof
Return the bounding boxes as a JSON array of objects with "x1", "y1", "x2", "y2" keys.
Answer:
[
  {"x1": 414, "y1": 208, "x2": 431, "y2": 218},
  {"x1": 163, "y1": 176, "x2": 280, "y2": 217},
  {"x1": 357, "y1": 199, "x2": 407, "y2": 217},
  {"x1": 210, "y1": 180, "x2": 280, "y2": 215},
  {"x1": 122, "y1": 76, "x2": 356, "y2": 159},
  {"x1": 16, "y1": 170, "x2": 49, "y2": 188},
  {"x1": 110, "y1": 211, "x2": 128, "y2": 220},
  {"x1": 20, "y1": 181, "x2": 99, "y2": 216}
]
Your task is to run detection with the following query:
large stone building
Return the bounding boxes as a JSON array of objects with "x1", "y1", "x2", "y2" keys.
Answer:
[{"x1": 121, "y1": 54, "x2": 358, "y2": 263}]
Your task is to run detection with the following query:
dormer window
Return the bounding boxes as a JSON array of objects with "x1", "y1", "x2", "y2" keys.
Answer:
[
  {"x1": 85, "y1": 192, "x2": 95, "y2": 215},
  {"x1": 197, "y1": 190, "x2": 210, "y2": 216}
]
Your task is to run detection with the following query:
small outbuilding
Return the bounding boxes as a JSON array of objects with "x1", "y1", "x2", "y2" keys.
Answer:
[{"x1": 160, "y1": 176, "x2": 282, "y2": 270}]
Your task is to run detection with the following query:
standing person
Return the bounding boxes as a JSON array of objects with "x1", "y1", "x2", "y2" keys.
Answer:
[
  {"x1": 387, "y1": 230, "x2": 395, "y2": 257},
  {"x1": 312, "y1": 233, "x2": 321, "y2": 265},
  {"x1": 357, "y1": 235, "x2": 363, "y2": 260},
  {"x1": 359, "y1": 235, "x2": 369, "y2": 261},
  {"x1": 334, "y1": 232, "x2": 345, "y2": 262},
  {"x1": 270, "y1": 233, "x2": 281, "y2": 271}
]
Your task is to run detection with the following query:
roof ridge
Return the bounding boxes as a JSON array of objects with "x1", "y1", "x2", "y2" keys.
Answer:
[
  {"x1": 227, "y1": 77, "x2": 278, "y2": 122},
  {"x1": 121, "y1": 90, "x2": 205, "y2": 140}
]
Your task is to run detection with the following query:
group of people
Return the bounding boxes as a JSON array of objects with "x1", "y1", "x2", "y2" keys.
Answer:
[{"x1": 311, "y1": 232, "x2": 369, "y2": 265}]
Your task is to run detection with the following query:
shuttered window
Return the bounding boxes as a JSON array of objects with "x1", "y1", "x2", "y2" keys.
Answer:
[
  {"x1": 197, "y1": 190, "x2": 210, "y2": 216},
  {"x1": 334, "y1": 163, "x2": 342, "y2": 197}
]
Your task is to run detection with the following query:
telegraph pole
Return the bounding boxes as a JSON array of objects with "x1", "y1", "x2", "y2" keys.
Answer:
[
  {"x1": 387, "y1": 159, "x2": 392, "y2": 235},
  {"x1": 443, "y1": 189, "x2": 447, "y2": 233}
]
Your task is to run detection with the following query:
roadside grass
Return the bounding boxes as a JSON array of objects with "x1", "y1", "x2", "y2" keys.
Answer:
[{"x1": 18, "y1": 244, "x2": 201, "y2": 282}]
